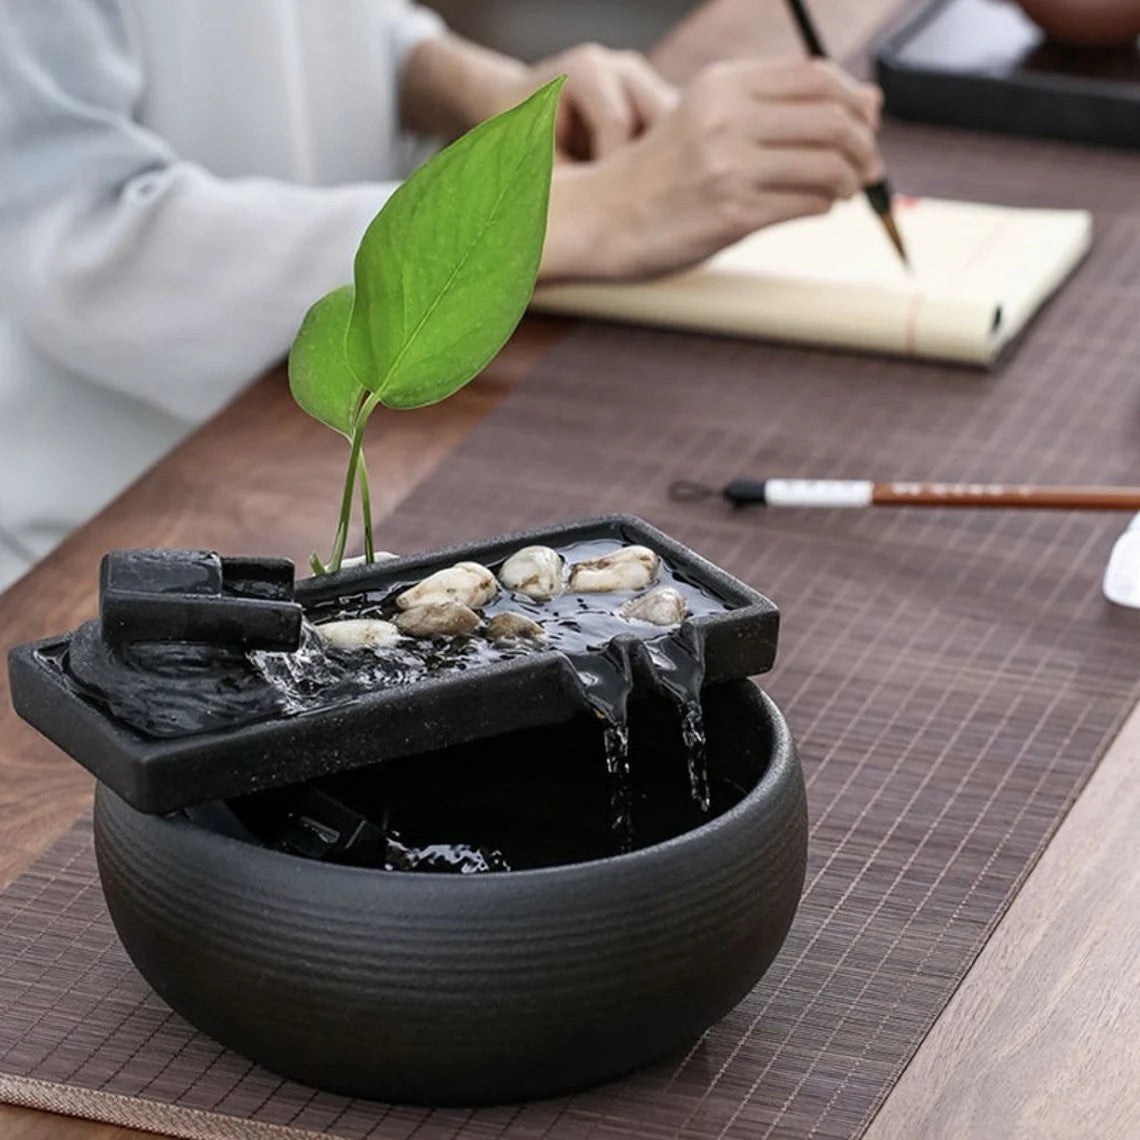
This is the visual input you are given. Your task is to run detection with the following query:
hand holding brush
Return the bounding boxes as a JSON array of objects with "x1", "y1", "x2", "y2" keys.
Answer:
[{"x1": 784, "y1": 0, "x2": 911, "y2": 267}]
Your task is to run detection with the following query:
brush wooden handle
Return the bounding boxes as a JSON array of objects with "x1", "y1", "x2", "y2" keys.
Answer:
[
  {"x1": 872, "y1": 483, "x2": 1140, "y2": 510},
  {"x1": 720, "y1": 479, "x2": 1140, "y2": 511}
]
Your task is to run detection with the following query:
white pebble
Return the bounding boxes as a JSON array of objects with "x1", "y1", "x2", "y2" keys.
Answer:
[
  {"x1": 315, "y1": 619, "x2": 401, "y2": 650},
  {"x1": 499, "y1": 546, "x2": 564, "y2": 600},
  {"x1": 569, "y1": 545, "x2": 660, "y2": 593},
  {"x1": 619, "y1": 586, "x2": 688, "y2": 627},
  {"x1": 396, "y1": 562, "x2": 497, "y2": 611},
  {"x1": 487, "y1": 612, "x2": 545, "y2": 642},
  {"x1": 396, "y1": 601, "x2": 482, "y2": 638}
]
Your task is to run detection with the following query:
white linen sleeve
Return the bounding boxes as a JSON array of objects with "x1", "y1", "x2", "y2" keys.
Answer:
[
  {"x1": 385, "y1": 1, "x2": 447, "y2": 69},
  {"x1": 0, "y1": 0, "x2": 441, "y2": 424}
]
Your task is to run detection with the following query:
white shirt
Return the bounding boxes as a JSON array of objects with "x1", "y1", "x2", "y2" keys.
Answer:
[{"x1": 0, "y1": 0, "x2": 444, "y2": 589}]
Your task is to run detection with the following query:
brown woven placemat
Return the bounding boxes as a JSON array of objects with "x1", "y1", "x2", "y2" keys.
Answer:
[{"x1": 3, "y1": 116, "x2": 1140, "y2": 1140}]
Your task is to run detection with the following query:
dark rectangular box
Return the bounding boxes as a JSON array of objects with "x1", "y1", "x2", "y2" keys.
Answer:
[{"x1": 876, "y1": 0, "x2": 1140, "y2": 151}]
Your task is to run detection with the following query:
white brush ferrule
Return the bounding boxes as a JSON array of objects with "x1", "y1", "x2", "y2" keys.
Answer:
[{"x1": 763, "y1": 479, "x2": 874, "y2": 508}]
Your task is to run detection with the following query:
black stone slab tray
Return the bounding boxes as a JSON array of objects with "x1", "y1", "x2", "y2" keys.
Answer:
[
  {"x1": 875, "y1": 0, "x2": 1140, "y2": 151},
  {"x1": 9, "y1": 516, "x2": 779, "y2": 815}
]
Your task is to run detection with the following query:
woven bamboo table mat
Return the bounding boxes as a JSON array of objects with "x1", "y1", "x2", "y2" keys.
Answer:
[{"x1": 3, "y1": 121, "x2": 1140, "y2": 1140}]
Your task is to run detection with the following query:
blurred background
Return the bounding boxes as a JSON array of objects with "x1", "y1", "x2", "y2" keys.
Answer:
[{"x1": 423, "y1": 1, "x2": 697, "y2": 60}]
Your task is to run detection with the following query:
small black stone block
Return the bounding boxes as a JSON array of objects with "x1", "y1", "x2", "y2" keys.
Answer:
[{"x1": 99, "y1": 549, "x2": 303, "y2": 651}]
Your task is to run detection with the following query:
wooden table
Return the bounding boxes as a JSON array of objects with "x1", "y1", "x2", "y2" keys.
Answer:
[{"x1": 3, "y1": 5, "x2": 1138, "y2": 1138}]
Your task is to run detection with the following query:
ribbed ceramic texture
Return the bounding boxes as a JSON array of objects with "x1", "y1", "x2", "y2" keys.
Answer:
[{"x1": 91, "y1": 683, "x2": 806, "y2": 1105}]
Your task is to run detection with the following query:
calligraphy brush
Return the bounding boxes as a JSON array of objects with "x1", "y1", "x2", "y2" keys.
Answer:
[
  {"x1": 670, "y1": 478, "x2": 1140, "y2": 512},
  {"x1": 784, "y1": 0, "x2": 910, "y2": 268}
]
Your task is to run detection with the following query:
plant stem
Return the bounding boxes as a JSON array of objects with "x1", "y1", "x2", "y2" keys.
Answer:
[
  {"x1": 326, "y1": 392, "x2": 382, "y2": 574},
  {"x1": 358, "y1": 452, "x2": 375, "y2": 562}
]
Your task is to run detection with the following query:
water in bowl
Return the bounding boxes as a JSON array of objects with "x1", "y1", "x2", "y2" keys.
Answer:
[{"x1": 213, "y1": 684, "x2": 765, "y2": 874}]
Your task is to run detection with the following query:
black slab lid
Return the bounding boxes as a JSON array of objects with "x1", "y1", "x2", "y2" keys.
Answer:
[{"x1": 8, "y1": 516, "x2": 779, "y2": 814}]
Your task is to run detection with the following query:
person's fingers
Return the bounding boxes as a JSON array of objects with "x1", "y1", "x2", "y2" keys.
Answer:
[
  {"x1": 745, "y1": 189, "x2": 834, "y2": 228},
  {"x1": 867, "y1": 84, "x2": 883, "y2": 131},
  {"x1": 547, "y1": 44, "x2": 646, "y2": 159},
  {"x1": 751, "y1": 145, "x2": 864, "y2": 200},
  {"x1": 614, "y1": 52, "x2": 679, "y2": 133},
  {"x1": 549, "y1": 46, "x2": 676, "y2": 158},
  {"x1": 568, "y1": 69, "x2": 637, "y2": 158},
  {"x1": 742, "y1": 59, "x2": 880, "y2": 125},
  {"x1": 709, "y1": 180, "x2": 835, "y2": 242},
  {"x1": 745, "y1": 101, "x2": 883, "y2": 182}
]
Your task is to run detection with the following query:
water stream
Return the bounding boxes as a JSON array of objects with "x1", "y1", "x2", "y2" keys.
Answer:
[
  {"x1": 566, "y1": 649, "x2": 636, "y2": 850},
  {"x1": 646, "y1": 636, "x2": 711, "y2": 814}
]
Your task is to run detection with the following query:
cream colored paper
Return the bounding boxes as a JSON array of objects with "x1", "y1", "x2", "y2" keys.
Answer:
[{"x1": 532, "y1": 197, "x2": 1093, "y2": 365}]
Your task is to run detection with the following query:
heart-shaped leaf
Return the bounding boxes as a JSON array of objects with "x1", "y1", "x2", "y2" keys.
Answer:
[
  {"x1": 345, "y1": 77, "x2": 564, "y2": 410},
  {"x1": 288, "y1": 284, "x2": 364, "y2": 437}
]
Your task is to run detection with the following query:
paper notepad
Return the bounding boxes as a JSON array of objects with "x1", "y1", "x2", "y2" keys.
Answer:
[{"x1": 532, "y1": 197, "x2": 1092, "y2": 365}]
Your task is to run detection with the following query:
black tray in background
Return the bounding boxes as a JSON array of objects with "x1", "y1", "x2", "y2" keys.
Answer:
[
  {"x1": 875, "y1": 0, "x2": 1140, "y2": 150},
  {"x1": 8, "y1": 516, "x2": 779, "y2": 815}
]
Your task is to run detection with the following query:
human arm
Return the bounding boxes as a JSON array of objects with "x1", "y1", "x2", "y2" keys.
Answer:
[{"x1": 400, "y1": 33, "x2": 677, "y2": 160}]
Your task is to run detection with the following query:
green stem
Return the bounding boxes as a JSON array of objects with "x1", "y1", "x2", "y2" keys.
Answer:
[
  {"x1": 357, "y1": 452, "x2": 375, "y2": 563},
  {"x1": 327, "y1": 392, "x2": 382, "y2": 574}
]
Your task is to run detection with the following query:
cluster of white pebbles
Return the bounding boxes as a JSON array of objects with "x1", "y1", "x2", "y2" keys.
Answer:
[{"x1": 315, "y1": 544, "x2": 689, "y2": 652}]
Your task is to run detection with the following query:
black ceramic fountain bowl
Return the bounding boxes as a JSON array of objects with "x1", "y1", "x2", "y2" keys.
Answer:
[{"x1": 93, "y1": 682, "x2": 807, "y2": 1106}]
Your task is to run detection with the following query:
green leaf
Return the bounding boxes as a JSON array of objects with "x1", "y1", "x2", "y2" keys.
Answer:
[
  {"x1": 288, "y1": 284, "x2": 364, "y2": 437},
  {"x1": 345, "y1": 76, "x2": 565, "y2": 410}
]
